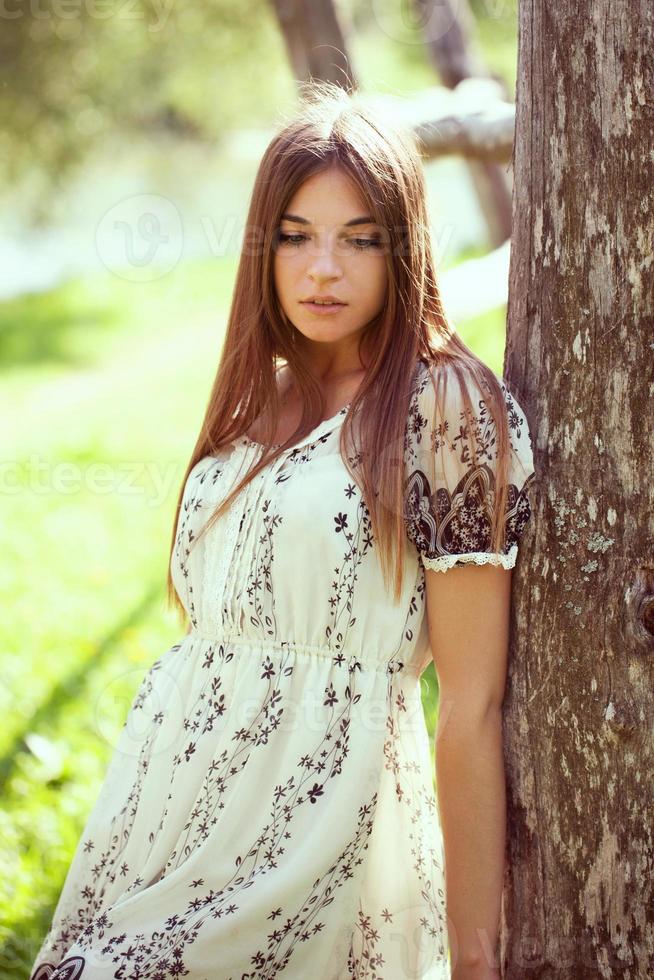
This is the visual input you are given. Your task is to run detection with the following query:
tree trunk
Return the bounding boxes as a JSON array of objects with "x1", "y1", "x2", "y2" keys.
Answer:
[
  {"x1": 503, "y1": 2, "x2": 654, "y2": 978},
  {"x1": 269, "y1": 0, "x2": 357, "y2": 91},
  {"x1": 414, "y1": 0, "x2": 513, "y2": 245}
]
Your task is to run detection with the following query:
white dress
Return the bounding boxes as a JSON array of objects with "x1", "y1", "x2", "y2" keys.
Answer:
[{"x1": 30, "y1": 357, "x2": 536, "y2": 980}]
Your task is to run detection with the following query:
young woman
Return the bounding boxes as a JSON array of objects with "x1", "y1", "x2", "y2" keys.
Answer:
[{"x1": 31, "y1": 82, "x2": 536, "y2": 980}]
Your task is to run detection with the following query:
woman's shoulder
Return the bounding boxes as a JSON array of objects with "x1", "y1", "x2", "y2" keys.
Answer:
[
  {"x1": 403, "y1": 356, "x2": 536, "y2": 569},
  {"x1": 410, "y1": 356, "x2": 528, "y2": 420},
  {"x1": 407, "y1": 355, "x2": 534, "y2": 476},
  {"x1": 180, "y1": 453, "x2": 226, "y2": 501}
]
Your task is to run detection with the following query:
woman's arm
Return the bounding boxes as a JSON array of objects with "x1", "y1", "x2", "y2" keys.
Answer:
[{"x1": 424, "y1": 562, "x2": 513, "y2": 980}]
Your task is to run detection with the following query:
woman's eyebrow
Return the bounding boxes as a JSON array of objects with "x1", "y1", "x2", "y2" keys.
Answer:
[{"x1": 280, "y1": 212, "x2": 376, "y2": 227}]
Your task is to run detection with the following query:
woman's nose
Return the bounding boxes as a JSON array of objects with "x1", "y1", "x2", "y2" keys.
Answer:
[{"x1": 306, "y1": 241, "x2": 343, "y2": 276}]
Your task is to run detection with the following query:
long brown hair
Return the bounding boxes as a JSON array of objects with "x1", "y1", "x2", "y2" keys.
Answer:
[{"x1": 165, "y1": 80, "x2": 513, "y2": 620}]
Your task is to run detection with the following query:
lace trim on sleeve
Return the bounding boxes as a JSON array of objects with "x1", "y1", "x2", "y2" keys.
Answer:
[{"x1": 421, "y1": 543, "x2": 518, "y2": 573}]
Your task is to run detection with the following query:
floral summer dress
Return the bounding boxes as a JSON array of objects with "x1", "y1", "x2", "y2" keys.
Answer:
[{"x1": 30, "y1": 357, "x2": 536, "y2": 980}]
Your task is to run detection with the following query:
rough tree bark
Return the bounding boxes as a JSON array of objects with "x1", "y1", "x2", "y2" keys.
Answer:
[{"x1": 503, "y1": 2, "x2": 654, "y2": 978}]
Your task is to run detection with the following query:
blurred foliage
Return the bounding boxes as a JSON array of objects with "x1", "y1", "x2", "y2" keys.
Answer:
[
  {"x1": 1, "y1": 0, "x2": 517, "y2": 205},
  {"x1": 0, "y1": 0, "x2": 293, "y2": 192}
]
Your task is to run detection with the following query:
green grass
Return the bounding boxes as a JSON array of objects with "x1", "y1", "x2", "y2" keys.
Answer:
[{"x1": 1, "y1": 254, "x2": 506, "y2": 976}]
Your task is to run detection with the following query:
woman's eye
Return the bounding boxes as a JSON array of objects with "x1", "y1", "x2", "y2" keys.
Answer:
[
  {"x1": 276, "y1": 232, "x2": 382, "y2": 250},
  {"x1": 349, "y1": 238, "x2": 382, "y2": 250},
  {"x1": 278, "y1": 232, "x2": 306, "y2": 246}
]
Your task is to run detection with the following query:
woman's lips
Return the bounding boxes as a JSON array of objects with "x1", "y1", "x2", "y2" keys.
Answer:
[{"x1": 301, "y1": 301, "x2": 347, "y2": 315}]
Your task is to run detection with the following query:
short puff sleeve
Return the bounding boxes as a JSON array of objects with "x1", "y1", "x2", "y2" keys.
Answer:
[{"x1": 403, "y1": 361, "x2": 536, "y2": 572}]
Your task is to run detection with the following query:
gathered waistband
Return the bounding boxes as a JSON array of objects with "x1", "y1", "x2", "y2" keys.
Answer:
[{"x1": 186, "y1": 628, "x2": 424, "y2": 677}]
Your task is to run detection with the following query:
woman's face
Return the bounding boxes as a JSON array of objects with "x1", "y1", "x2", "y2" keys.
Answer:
[{"x1": 273, "y1": 166, "x2": 388, "y2": 352}]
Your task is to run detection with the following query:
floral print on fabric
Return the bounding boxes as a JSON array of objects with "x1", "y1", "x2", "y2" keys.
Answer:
[
  {"x1": 30, "y1": 359, "x2": 534, "y2": 980},
  {"x1": 404, "y1": 361, "x2": 535, "y2": 572}
]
